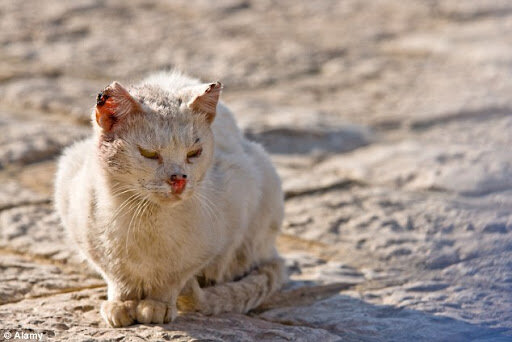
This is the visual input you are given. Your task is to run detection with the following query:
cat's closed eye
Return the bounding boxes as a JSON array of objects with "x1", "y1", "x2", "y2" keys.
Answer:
[
  {"x1": 186, "y1": 148, "x2": 202, "y2": 163},
  {"x1": 138, "y1": 146, "x2": 159, "y2": 160}
]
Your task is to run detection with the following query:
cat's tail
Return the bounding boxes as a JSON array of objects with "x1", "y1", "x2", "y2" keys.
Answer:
[{"x1": 178, "y1": 258, "x2": 286, "y2": 315}]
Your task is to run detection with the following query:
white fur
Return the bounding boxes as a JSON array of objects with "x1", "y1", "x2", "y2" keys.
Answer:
[{"x1": 54, "y1": 71, "x2": 285, "y2": 327}]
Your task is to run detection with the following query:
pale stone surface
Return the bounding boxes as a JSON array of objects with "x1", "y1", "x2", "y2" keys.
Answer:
[
  {"x1": 0, "y1": 111, "x2": 88, "y2": 169},
  {"x1": 0, "y1": 181, "x2": 48, "y2": 211},
  {"x1": 0, "y1": 204, "x2": 91, "y2": 267},
  {"x1": 1, "y1": 0, "x2": 511, "y2": 341},
  {"x1": 0, "y1": 77, "x2": 105, "y2": 120},
  {"x1": 0, "y1": 255, "x2": 103, "y2": 305}
]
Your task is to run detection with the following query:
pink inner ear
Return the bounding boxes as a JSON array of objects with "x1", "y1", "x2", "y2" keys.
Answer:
[{"x1": 187, "y1": 82, "x2": 222, "y2": 122}]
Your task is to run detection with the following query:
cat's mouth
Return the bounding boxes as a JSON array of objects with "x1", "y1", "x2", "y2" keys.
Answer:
[
  {"x1": 151, "y1": 190, "x2": 189, "y2": 204},
  {"x1": 154, "y1": 192, "x2": 181, "y2": 201},
  {"x1": 140, "y1": 183, "x2": 193, "y2": 204}
]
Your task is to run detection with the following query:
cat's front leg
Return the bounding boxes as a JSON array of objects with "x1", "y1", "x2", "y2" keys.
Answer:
[
  {"x1": 136, "y1": 287, "x2": 180, "y2": 324},
  {"x1": 101, "y1": 300, "x2": 137, "y2": 327},
  {"x1": 136, "y1": 299, "x2": 175, "y2": 324},
  {"x1": 101, "y1": 281, "x2": 138, "y2": 327}
]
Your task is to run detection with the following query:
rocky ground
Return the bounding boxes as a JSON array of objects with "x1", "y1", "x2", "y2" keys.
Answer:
[{"x1": 1, "y1": 0, "x2": 511, "y2": 341}]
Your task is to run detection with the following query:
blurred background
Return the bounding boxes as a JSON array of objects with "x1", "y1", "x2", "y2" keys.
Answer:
[{"x1": 0, "y1": 1, "x2": 511, "y2": 341}]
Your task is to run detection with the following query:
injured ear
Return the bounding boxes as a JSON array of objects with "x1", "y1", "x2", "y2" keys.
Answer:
[{"x1": 95, "y1": 82, "x2": 141, "y2": 132}]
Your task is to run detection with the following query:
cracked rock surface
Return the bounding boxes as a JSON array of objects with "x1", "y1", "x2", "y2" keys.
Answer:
[{"x1": 1, "y1": 0, "x2": 511, "y2": 341}]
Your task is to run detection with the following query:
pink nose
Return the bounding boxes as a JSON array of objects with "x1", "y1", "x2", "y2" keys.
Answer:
[{"x1": 166, "y1": 174, "x2": 187, "y2": 194}]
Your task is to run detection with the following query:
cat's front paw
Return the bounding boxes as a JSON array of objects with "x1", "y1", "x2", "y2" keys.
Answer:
[
  {"x1": 101, "y1": 300, "x2": 137, "y2": 327},
  {"x1": 136, "y1": 299, "x2": 176, "y2": 324}
]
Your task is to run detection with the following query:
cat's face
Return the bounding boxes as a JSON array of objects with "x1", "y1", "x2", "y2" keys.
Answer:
[{"x1": 94, "y1": 81, "x2": 221, "y2": 205}]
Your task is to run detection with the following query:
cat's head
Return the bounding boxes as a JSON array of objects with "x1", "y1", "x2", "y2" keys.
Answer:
[{"x1": 92, "y1": 80, "x2": 222, "y2": 205}]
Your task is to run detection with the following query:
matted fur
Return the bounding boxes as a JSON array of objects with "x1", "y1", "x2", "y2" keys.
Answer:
[{"x1": 54, "y1": 71, "x2": 285, "y2": 327}]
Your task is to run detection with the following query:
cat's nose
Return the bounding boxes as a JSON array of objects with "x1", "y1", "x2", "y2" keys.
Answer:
[
  {"x1": 167, "y1": 174, "x2": 187, "y2": 194},
  {"x1": 170, "y1": 174, "x2": 187, "y2": 181}
]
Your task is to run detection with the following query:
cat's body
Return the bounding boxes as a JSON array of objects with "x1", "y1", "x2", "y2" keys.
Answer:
[{"x1": 54, "y1": 71, "x2": 285, "y2": 327}]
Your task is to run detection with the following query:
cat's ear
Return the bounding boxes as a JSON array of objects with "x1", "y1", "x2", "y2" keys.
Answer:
[
  {"x1": 187, "y1": 82, "x2": 222, "y2": 123},
  {"x1": 95, "y1": 82, "x2": 141, "y2": 132}
]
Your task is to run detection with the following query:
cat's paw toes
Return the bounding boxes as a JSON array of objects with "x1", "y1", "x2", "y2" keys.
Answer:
[
  {"x1": 136, "y1": 299, "x2": 176, "y2": 324},
  {"x1": 101, "y1": 300, "x2": 137, "y2": 327}
]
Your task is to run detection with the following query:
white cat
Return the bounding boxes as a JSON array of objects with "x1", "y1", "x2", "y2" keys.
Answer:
[{"x1": 54, "y1": 71, "x2": 286, "y2": 327}]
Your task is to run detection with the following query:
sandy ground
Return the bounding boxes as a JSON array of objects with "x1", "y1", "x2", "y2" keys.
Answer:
[{"x1": 0, "y1": 0, "x2": 511, "y2": 341}]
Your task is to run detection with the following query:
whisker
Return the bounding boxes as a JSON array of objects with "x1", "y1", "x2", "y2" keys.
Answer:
[
  {"x1": 109, "y1": 193, "x2": 141, "y2": 224},
  {"x1": 193, "y1": 191, "x2": 220, "y2": 224},
  {"x1": 126, "y1": 198, "x2": 147, "y2": 252},
  {"x1": 136, "y1": 196, "x2": 154, "y2": 236}
]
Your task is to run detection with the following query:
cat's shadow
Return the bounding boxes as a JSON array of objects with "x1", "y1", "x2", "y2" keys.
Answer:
[{"x1": 151, "y1": 281, "x2": 509, "y2": 341}]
